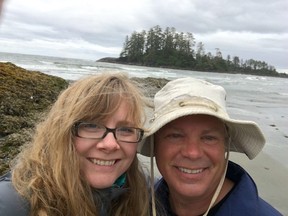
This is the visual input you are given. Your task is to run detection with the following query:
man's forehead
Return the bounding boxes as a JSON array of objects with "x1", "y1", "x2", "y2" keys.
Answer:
[{"x1": 160, "y1": 115, "x2": 226, "y2": 130}]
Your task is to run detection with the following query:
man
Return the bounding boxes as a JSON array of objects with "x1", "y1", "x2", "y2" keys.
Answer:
[{"x1": 140, "y1": 77, "x2": 281, "y2": 215}]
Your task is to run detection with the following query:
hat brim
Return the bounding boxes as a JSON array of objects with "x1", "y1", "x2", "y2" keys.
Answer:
[{"x1": 139, "y1": 106, "x2": 265, "y2": 159}]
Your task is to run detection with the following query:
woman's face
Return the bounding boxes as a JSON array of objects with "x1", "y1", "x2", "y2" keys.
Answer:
[{"x1": 75, "y1": 101, "x2": 138, "y2": 188}]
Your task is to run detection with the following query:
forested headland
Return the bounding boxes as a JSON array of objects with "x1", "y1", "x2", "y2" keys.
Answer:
[{"x1": 98, "y1": 25, "x2": 287, "y2": 78}]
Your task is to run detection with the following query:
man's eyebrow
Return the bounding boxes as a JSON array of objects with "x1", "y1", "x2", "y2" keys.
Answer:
[{"x1": 202, "y1": 127, "x2": 226, "y2": 134}]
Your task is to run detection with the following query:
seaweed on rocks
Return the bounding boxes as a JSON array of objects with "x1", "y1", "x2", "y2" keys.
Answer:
[{"x1": 0, "y1": 62, "x2": 69, "y2": 175}]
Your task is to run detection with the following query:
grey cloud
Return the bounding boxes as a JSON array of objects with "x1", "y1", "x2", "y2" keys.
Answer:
[
  {"x1": 147, "y1": 0, "x2": 288, "y2": 34},
  {"x1": 1, "y1": 0, "x2": 287, "y2": 69}
]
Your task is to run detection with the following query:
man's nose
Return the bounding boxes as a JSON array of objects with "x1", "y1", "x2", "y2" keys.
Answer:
[{"x1": 181, "y1": 137, "x2": 203, "y2": 158}]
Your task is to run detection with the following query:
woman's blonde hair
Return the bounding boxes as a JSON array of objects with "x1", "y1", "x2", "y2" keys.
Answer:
[{"x1": 11, "y1": 72, "x2": 149, "y2": 216}]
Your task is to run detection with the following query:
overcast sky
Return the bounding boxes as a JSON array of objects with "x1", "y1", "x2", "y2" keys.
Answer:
[{"x1": 0, "y1": 0, "x2": 287, "y2": 72}]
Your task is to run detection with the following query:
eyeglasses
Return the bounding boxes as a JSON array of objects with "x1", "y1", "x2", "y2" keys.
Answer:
[{"x1": 73, "y1": 122, "x2": 144, "y2": 143}]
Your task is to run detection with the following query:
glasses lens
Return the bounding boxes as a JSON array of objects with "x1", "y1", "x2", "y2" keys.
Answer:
[
  {"x1": 77, "y1": 123, "x2": 105, "y2": 139},
  {"x1": 116, "y1": 127, "x2": 141, "y2": 142}
]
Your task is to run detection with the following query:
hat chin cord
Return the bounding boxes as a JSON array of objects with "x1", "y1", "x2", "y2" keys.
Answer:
[
  {"x1": 150, "y1": 136, "x2": 157, "y2": 216},
  {"x1": 202, "y1": 138, "x2": 231, "y2": 216}
]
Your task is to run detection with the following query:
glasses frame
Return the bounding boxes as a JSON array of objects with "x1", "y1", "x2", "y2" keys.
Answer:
[{"x1": 73, "y1": 121, "x2": 144, "y2": 143}]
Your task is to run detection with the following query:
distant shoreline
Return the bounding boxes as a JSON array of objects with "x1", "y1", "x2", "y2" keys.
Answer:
[{"x1": 97, "y1": 57, "x2": 288, "y2": 79}]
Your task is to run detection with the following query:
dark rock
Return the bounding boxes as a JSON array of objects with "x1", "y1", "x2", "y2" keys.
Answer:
[
  {"x1": 0, "y1": 62, "x2": 69, "y2": 175},
  {"x1": 131, "y1": 77, "x2": 169, "y2": 98},
  {"x1": 96, "y1": 57, "x2": 120, "y2": 63}
]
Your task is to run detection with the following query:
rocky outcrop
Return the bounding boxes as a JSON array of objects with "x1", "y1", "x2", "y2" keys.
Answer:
[
  {"x1": 0, "y1": 62, "x2": 69, "y2": 175},
  {"x1": 131, "y1": 77, "x2": 169, "y2": 98}
]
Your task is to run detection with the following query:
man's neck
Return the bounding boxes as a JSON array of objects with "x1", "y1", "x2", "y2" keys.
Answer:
[{"x1": 169, "y1": 178, "x2": 234, "y2": 216}]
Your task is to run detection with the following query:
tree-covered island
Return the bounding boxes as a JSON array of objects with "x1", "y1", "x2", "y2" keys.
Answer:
[{"x1": 98, "y1": 25, "x2": 287, "y2": 78}]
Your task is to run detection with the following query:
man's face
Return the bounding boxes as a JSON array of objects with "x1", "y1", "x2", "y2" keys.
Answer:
[{"x1": 155, "y1": 114, "x2": 227, "y2": 201}]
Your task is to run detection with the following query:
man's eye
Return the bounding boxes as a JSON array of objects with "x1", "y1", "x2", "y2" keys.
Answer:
[
  {"x1": 166, "y1": 133, "x2": 183, "y2": 139},
  {"x1": 202, "y1": 135, "x2": 219, "y2": 144},
  {"x1": 204, "y1": 136, "x2": 216, "y2": 140}
]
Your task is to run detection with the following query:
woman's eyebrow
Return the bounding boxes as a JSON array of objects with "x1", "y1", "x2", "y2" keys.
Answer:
[{"x1": 116, "y1": 120, "x2": 134, "y2": 126}]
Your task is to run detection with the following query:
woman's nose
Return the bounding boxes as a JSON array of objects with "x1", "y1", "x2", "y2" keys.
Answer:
[{"x1": 96, "y1": 132, "x2": 120, "y2": 151}]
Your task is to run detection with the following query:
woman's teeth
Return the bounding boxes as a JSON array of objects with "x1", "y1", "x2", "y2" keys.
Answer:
[{"x1": 90, "y1": 159, "x2": 116, "y2": 166}]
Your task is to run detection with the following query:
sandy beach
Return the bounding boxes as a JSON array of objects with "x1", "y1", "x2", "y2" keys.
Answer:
[{"x1": 138, "y1": 151, "x2": 288, "y2": 215}]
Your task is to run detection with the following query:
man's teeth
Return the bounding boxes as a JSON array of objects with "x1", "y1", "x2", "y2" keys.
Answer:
[
  {"x1": 178, "y1": 167, "x2": 203, "y2": 174},
  {"x1": 90, "y1": 159, "x2": 116, "y2": 166}
]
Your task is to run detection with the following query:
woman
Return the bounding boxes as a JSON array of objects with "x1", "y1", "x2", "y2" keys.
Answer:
[{"x1": 0, "y1": 73, "x2": 149, "y2": 216}]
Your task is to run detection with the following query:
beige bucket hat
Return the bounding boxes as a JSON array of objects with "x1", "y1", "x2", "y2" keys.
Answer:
[{"x1": 139, "y1": 77, "x2": 265, "y2": 159}]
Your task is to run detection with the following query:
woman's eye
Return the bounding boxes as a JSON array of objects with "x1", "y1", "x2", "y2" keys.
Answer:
[
  {"x1": 82, "y1": 123, "x2": 102, "y2": 131},
  {"x1": 85, "y1": 124, "x2": 97, "y2": 128},
  {"x1": 118, "y1": 127, "x2": 134, "y2": 134}
]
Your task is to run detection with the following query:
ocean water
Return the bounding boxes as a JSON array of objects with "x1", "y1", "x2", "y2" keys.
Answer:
[{"x1": 1, "y1": 52, "x2": 288, "y2": 168}]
